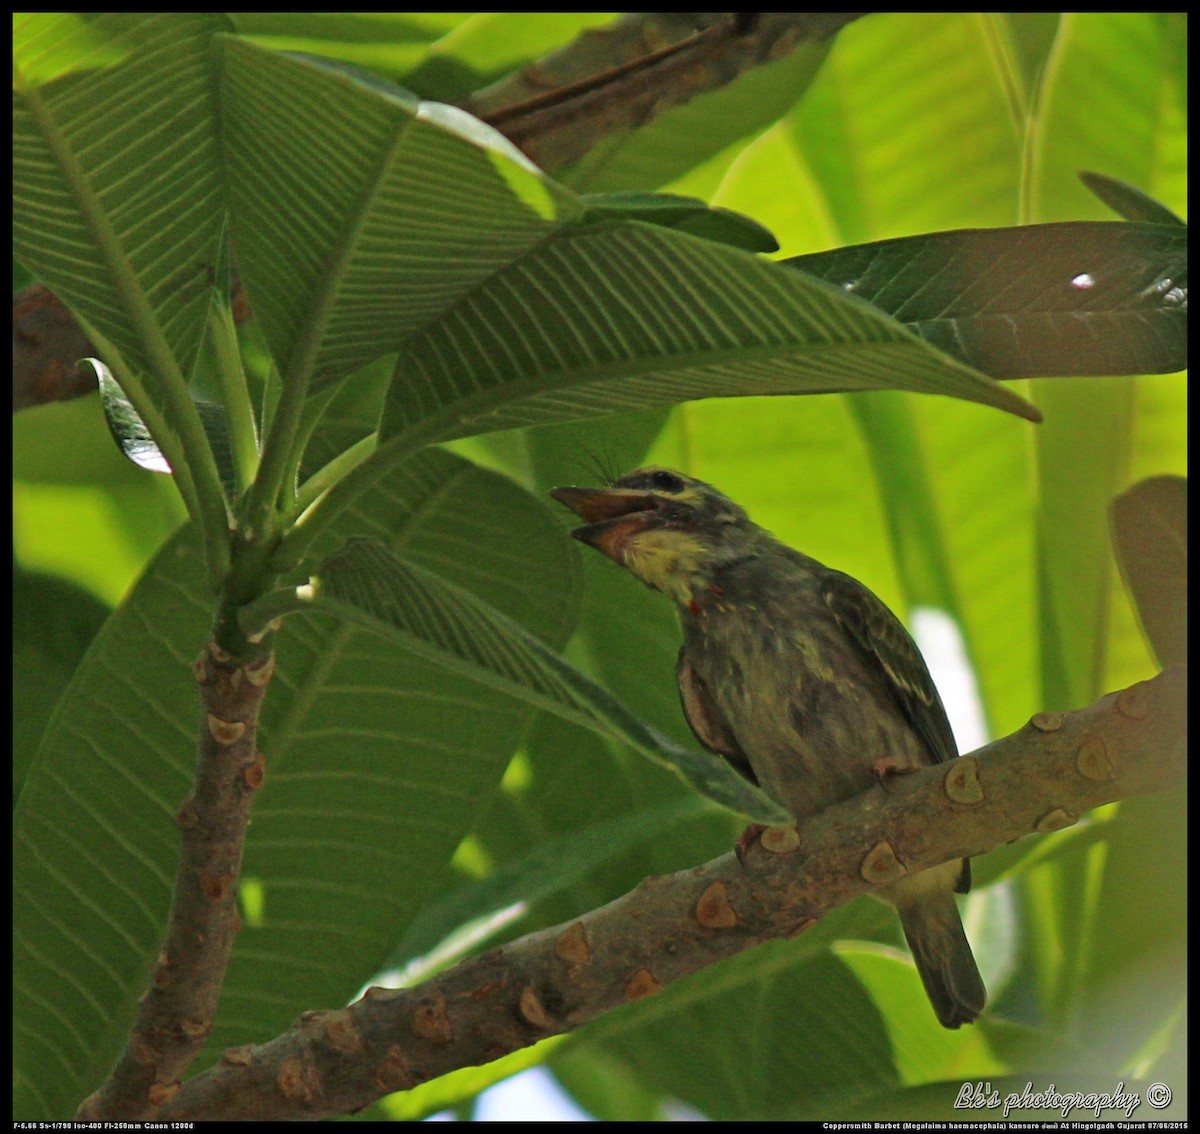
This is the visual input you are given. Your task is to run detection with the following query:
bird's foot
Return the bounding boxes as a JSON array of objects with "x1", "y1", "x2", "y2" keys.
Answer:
[{"x1": 871, "y1": 754, "x2": 916, "y2": 784}]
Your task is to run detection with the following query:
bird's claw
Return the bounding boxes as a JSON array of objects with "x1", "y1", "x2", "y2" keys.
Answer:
[{"x1": 871, "y1": 753, "x2": 911, "y2": 780}]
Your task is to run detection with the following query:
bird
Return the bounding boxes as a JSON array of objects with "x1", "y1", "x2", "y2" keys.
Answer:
[{"x1": 550, "y1": 466, "x2": 985, "y2": 1028}]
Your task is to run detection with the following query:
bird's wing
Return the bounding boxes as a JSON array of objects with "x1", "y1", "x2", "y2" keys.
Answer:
[
  {"x1": 675, "y1": 646, "x2": 759, "y2": 785},
  {"x1": 821, "y1": 571, "x2": 958, "y2": 766}
]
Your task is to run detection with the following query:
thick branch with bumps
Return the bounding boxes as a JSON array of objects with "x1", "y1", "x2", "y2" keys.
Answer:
[
  {"x1": 75, "y1": 640, "x2": 276, "y2": 1121},
  {"x1": 147, "y1": 667, "x2": 1184, "y2": 1121}
]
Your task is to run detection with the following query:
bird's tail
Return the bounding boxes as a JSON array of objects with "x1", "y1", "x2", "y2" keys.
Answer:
[{"x1": 888, "y1": 863, "x2": 986, "y2": 1029}]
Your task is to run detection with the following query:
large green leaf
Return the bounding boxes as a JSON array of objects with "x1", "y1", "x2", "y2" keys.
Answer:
[
  {"x1": 1110, "y1": 475, "x2": 1187, "y2": 668},
  {"x1": 12, "y1": 450, "x2": 580, "y2": 1119},
  {"x1": 785, "y1": 14, "x2": 1024, "y2": 244},
  {"x1": 391, "y1": 796, "x2": 715, "y2": 982},
  {"x1": 786, "y1": 222, "x2": 1187, "y2": 379},
  {"x1": 776, "y1": 11, "x2": 1040, "y2": 745},
  {"x1": 12, "y1": 13, "x2": 231, "y2": 548},
  {"x1": 314, "y1": 537, "x2": 790, "y2": 824},
  {"x1": 554, "y1": 943, "x2": 977, "y2": 1120},
  {"x1": 220, "y1": 38, "x2": 581, "y2": 405},
  {"x1": 1029, "y1": 12, "x2": 1186, "y2": 710},
  {"x1": 379, "y1": 222, "x2": 1039, "y2": 445},
  {"x1": 560, "y1": 18, "x2": 844, "y2": 194},
  {"x1": 1081, "y1": 171, "x2": 1187, "y2": 227},
  {"x1": 228, "y1": 12, "x2": 476, "y2": 82},
  {"x1": 275, "y1": 223, "x2": 1039, "y2": 573},
  {"x1": 1008, "y1": 10, "x2": 1185, "y2": 1051},
  {"x1": 11, "y1": 563, "x2": 109, "y2": 799}
]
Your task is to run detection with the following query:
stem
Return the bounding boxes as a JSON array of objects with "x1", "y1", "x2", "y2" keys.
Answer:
[
  {"x1": 237, "y1": 378, "x2": 306, "y2": 545},
  {"x1": 292, "y1": 432, "x2": 378, "y2": 516},
  {"x1": 75, "y1": 637, "x2": 277, "y2": 1121},
  {"x1": 268, "y1": 416, "x2": 446, "y2": 575},
  {"x1": 208, "y1": 300, "x2": 260, "y2": 495},
  {"x1": 236, "y1": 583, "x2": 317, "y2": 642}
]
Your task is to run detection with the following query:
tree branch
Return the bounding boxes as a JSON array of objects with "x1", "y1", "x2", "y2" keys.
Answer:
[
  {"x1": 75, "y1": 640, "x2": 276, "y2": 1120},
  {"x1": 150, "y1": 666, "x2": 1184, "y2": 1120},
  {"x1": 466, "y1": 13, "x2": 864, "y2": 170}
]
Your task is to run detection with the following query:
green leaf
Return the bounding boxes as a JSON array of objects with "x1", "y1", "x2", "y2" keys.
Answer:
[
  {"x1": 785, "y1": 222, "x2": 1187, "y2": 379},
  {"x1": 384, "y1": 223, "x2": 1040, "y2": 439},
  {"x1": 1109, "y1": 476, "x2": 1187, "y2": 667},
  {"x1": 562, "y1": 19, "x2": 843, "y2": 193},
  {"x1": 1029, "y1": 15, "x2": 1186, "y2": 227},
  {"x1": 392, "y1": 797, "x2": 713, "y2": 980},
  {"x1": 12, "y1": 450, "x2": 580, "y2": 1118},
  {"x1": 1080, "y1": 171, "x2": 1187, "y2": 226},
  {"x1": 1025, "y1": 12, "x2": 1184, "y2": 719},
  {"x1": 282, "y1": 218, "x2": 1043, "y2": 573},
  {"x1": 560, "y1": 944, "x2": 911, "y2": 1120},
  {"x1": 12, "y1": 562, "x2": 110, "y2": 798},
  {"x1": 13, "y1": 14, "x2": 232, "y2": 559},
  {"x1": 315, "y1": 537, "x2": 790, "y2": 824},
  {"x1": 228, "y1": 12, "x2": 475, "y2": 82},
  {"x1": 94, "y1": 361, "x2": 238, "y2": 498},
  {"x1": 783, "y1": 14, "x2": 1024, "y2": 243},
  {"x1": 93, "y1": 360, "x2": 172, "y2": 475},
  {"x1": 219, "y1": 38, "x2": 581, "y2": 406},
  {"x1": 579, "y1": 192, "x2": 779, "y2": 253},
  {"x1": 1070, "y1": 791, "x2": 1187, "y2": 1081},
  {"x1": 401, "y1": 13, "x2": 617, "y2": 104}
]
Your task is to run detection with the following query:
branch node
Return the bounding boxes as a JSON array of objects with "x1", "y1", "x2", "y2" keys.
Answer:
[
  {"x1": 173, "y1": 799, "x2": 199, "y2": 829},
  {"x1": 198, "y1": 870, "x2": 236, "y2": 902},
  {"x1": 554, "y1": 921, "x2": 592, "y2": 966},
  {"x1": 320, "y1": 1009, "x2": 365, "y2": 1055},
  {"x1": 275, "y1": 1054, "x2": 317, "y2": 1103},
  {"x1": 518, "y1": 985, "x2": 554, "y2": 1029},
  {"x1": 374, "y1": 1046, "x2": 414, "y2": 1092},
  {"x1": 1030, "y1": 710, "x2": 1064, "y2": 732},
  {"x1": 245, "y1": 654, "x2": 277, "y2": 687},
  {"x1": 760, "y1": 825, "x2": 802, "y2": 853},
  {"x1": 146, "y1": 1081, "x2": 180, "y2": 1107},
  {"x1": 1076, "y1": 735, "x2": 1117, "y2": 781},
  {"x1": 624, "y1": 968, "x2": 664, "y2": 1000},
  {"x1": 695, "y1": 880, "x2": 739, "y2": 928},
  {"x1": 1116, "y1": 683, "x2": 1150, "y2": 720},
  {"x1": 152, "y1": 952, "x2": 173, "y2": 988},
  {"x1": 1035, "y1": 807, "x2": 1078, "y2": 833},
  {"x1": 242, "y1": 753, "x2": 267, "y2": 791},
  {"x1": 206, "y1": 714, "x2": 246, "y2": 746},
  {"x1": 411, "y1": 993, "x2": 454, "y2": 1044},
  {"x1": 130, "y1": 1036, "x2": 160, "y2": 1066},
  {"x1": 861, "y1": 839, "x2": 907, "y2": 883},
  {"x1": 943, "y1": 756, "x2": 984, "y2": 804}
]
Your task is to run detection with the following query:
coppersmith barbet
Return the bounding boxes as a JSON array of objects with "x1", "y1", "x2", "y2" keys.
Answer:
[{"x1": 551, "y1": 467, "x2": 985, "y2": 1028}]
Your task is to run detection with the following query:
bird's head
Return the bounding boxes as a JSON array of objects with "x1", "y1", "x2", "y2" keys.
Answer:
[{"x1": 550, "y1": 467, "x2": 756, "y2": 605}]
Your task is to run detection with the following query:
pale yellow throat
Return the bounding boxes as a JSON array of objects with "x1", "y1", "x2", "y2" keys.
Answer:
[{"x1": 621, "y1": 529, "x2": 711, "y2": 606}]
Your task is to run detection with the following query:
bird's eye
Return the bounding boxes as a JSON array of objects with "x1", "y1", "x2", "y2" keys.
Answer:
[{"x1": 648, "y1": 470, "x2": 684, "y2": 493}]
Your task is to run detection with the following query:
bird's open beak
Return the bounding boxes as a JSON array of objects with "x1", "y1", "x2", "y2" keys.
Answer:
[{"x1": 549, "y1": 486, "x2": 661, "y2": 562}]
